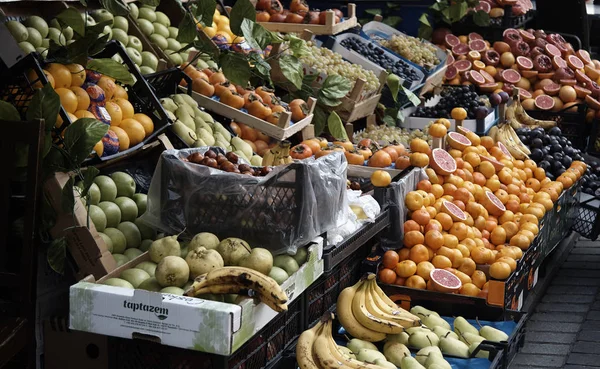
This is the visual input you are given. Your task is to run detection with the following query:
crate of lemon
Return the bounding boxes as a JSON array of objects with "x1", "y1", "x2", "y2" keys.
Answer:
[
  {"x1": 43, "y1": 42, "x2": 170, "y2": 162},
  {"x1": 373, "y1": 126, "x2": 585, "y2": 309}
]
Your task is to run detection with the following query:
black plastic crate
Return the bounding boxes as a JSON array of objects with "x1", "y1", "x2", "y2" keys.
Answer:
[
  {"x1": 573, "y1": 192, "x2": 600, "y2": 240},
  {"x1": 108, "y1": 295, "x2": 304, "y2": 369},
  {"x1": 144, "y1": 67, "x2": 192, "y2": 99},
  {"x1": 451, "y1": 6, "x2": 535, "y2": 42},
  {"x1": 321, "y1": 209, "x2": 389, "y2": 272},
  {"x1": 526, "y1": 103, "x2": 590, "y2": 151}
]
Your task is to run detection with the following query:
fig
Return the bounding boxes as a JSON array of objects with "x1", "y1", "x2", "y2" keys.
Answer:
[
  {"x1": 533, "y1": 54, "x2": 552, "y2": 72},
  {"x1": 188, "y1": 232, "x2": 220, "y2": 251},
  {"x1": 185, "y1": 246, "x2": 224, "y2": 278},
  {"x1": 216, "y1": 237, "x2": 251, "y2": 265},
  {"x1": 155, "y1": 256, "x2": 190, "y2": 288}
]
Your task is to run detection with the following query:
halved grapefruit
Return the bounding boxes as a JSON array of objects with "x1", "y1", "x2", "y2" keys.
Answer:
[
  {"x1": 567, "y1": 55, "x2": 584, "y2": 70},
  {"x1": 445, "y1": 34, "x2": 460, "y2": 48},
  {"x1": 516, "y1": 56, "x2": 533, "y2": 70},
  {"x1": 480, "y1": 155, "x2": 505, "y2": 171},
  {"x1": 453, "y1": 60, "x2": 472, "y2": 72},
  {"x1": 441, "y1": 200, "x2": 468, "y2": 222},
  {"x1": 430, "y1": 269, "x2": 462, "y2": 293},
  {"x1": 429, "y1": 148, "x2": 457, "y2": 176},
  {"x1": 552, "y1": 55, "x2": 567, "y2": 69},
  {"x1": 496, "y1": 141, "x2": 512, "y2": 158},
  {"x1": 483, "y1": 191, "x2": 506, "y2": 216},
  {"x1": 534, "y1": 94, "x2": 555, "y2": 110},
  {"x1": 447, "y1": 132, "x2": 472, "y2": 150}
]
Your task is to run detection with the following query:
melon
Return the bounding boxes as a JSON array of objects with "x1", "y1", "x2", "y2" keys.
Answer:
[
  {"x1": 483, "y1": 191, "x2": 506, "y2": 216},
  {"x1": 567, "y1": 55, "x2": 584, "y2": 70},
  {"x1": 441, "y1": 200, "x2": 467, "y2": 222},
  {"x1": 446, "y1": 132, "x2": 472, "y2": 150},
  {"x1": 469, "y1": 40, "x2": 486, "y2": 52},
  {"x1": 545, "y1": 44, "x2": 561, "y2": 58},
  {"x1": 534, "y1": 94, "x2": 555, "y2": 110},
  {"x1": 445, "y1": 34, "x2": 460, "y2": 48},
  {"x1": 552, "y1": 55, "x2": 567, "y2": 69},
  {"x1": 516, "y1": 56, "x2": 532, "y2": 70},
  {"x1": 429, "y1": 148, "x2": 457, "y2": 176},
  {"x1": 452, "y1": 44, "x2": 469, "y2": 56},
  {"x1": 453, "y1": 60, "x2": 472, "y2": 72},
  {"x1": 496, "y1": 141, "x2": 512, "y2": 158},
  {"x1": 430, "y1": 269, "x2": 462, "y2": 293},
  {"x1": 501, "y1": 69, "x2": 521, "y2": 84},
  {"x1": 480, "y1": 155, "x2": 505, "y2": 171}
]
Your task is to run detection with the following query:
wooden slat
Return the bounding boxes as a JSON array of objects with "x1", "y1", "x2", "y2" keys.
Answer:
[{"x1": 258, "y1": 5, "x2": 358, "y2": 35}]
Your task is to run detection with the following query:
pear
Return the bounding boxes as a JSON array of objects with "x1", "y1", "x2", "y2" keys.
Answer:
[
  {"x1": 383, "y1": 341, "x2": 410, "y2": 367},
  {"x1": 415, "y1": 346, "x2": 442, "y2": 365},
  {"x1": 433, "y1": 326, "x2": 459, "y2": 340},
  {"x1": 337, "y1": 346, "x2": 355, "y2": 359},
  {"x1": 406, "y1": 326, "x2": 432, "y2": 335},
  {"x1": 347, "y1": 338, "x2": 378, "y2": 354},
  {"x1": 386, "y1": 332, "x2": 410, "y2": 345},
  {"x1": 400, "y1": 356, "x2": 426, "y2": 369},
  {"x1": 469, "y1": 342, "x2": 489, "y2": 359},
  {"x1": 459, "y1": 332, "x2": 485, "y2": 345},
  {"x1": 439, "y1": 337, "x2": 470, "y2": 358},
  {"x1": 479, "y1": 326, "x2": 509, "y2": 342},
  {"x1": 425, "y1": 352, "x2": 452, "y2": 369},
  {"x1": 374, "y1": 359, "x2": 397, "y2": 369},
  {"x1": 408, "y1": 331, "x2": 439, "y2": 349},
  {"x1": 422, "y1": 314, "x2": 451, "y2": 331},
  {"x1": 410, "y1": 306, "x2": 440, "y2": 318},
  {"x1": 160, "y1": 97, "x2": 178, "y2": 112},
  {"x1": 453, "y1": 316, "x2": 479, "y2": 336},
  {"x1": 356, "y1": 349, "x2": 386, "y2": 363}
]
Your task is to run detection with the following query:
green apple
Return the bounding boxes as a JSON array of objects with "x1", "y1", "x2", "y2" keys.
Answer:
[
  {"x1": 149, "y1": 33, "x2": 168, "y2": 51},
  {"x1": 141, "y1": 51, "x2": 159, "y2": 69},
  {"x1": 168, "y1": 26, "x2": 178, "y2": 39},
  {"x1": 153, "y1": 23, "x2": 169, "y2": 39},
  {"x1": 140, "y1": 66, "x2": 155, "y2": 75},
  {"x1": 6, "y1": 21, "x2": 28, "y2": 43},
  {"x1": 112, "y1": 53, "x2": 124, "y2": 63},
  {"x1": 23, "y1": 16, "x2": 49, "y2": 38},
  {"x1": 112, "y1": 28, "x2": 129, "y2": 47},
  {"x1": 26, "y1": 27, "x2": 42, "y2": 48},
  {"x1": 126, "y1": 47, "x2": 143, "y2": 66},
  {"x1": 136, "y1": 18, "x2": 154, "y2": 37},
  {"x1": 138, "y1": 7, "x2": 157, "y2": 22},
  {"x1": 91, "y1": 9, "x2": 114, "y2": 26},
  {"x1": 141, "y1": 4, "x2": 157, "y2": 11},
  {"x1": 101, "y1": 26, "x2": 112, "y2": 40},
  {"x1": 63, "y1": 26, "x2": 74, "y2": 41},
  {"x1": 41, "y1": 38, "x2": 50, "y2": 48},
  {"x1": 129, "y1": 3, "x2": 139, "y2": 20},
  {"x1": 113, "y1": 16, "x2": 129, "y2": 32},
  {"x1": 180, "y1": 51, "x2": 189, "y2": 63},
  {"x1": 165, "y1": 49, "x2": 182, "y2": 65},
  {"x1": 36, "y1": 47, "x2": 48, "y2": 58},
  {"x1": 166, "y1": 38, "x2": 181, "y2": 52},
  {"x1": 155, "y1": 11, "x2": 171, "y2": 27},
  {"x1": 19, "y1": 41, "x2": 36, "y2": 54},
  {"x1": 81, "y1": 13, "x2": 96, "y2": 26},
  {"x1": 47, "y1": 28, "x2": 66, "y2": 46},
  {"x1": 128, "y1": 35, "x2": 143, "y2": 53}
]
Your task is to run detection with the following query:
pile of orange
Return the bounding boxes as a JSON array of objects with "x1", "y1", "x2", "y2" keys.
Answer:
[
  {"x1": 378, "y1": 127, "x2": 585, "y2": 298},
  {"x1": 42, "y1": 63, "x2": 155, "y2": 157}
]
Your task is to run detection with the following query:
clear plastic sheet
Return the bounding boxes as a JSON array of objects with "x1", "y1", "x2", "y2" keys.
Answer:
[{"x1": 141, "y1": 148, "x2": 348, "y2": 254}]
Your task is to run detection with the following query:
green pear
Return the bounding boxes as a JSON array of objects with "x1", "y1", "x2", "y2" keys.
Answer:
[
  {"x1": 469, "y1": 342, "x2": 489, "y2": 358},
  {"x1": 415, "y1": 346, "x2": 442, "y2": 365},
  {"x1": 433, "y1": 326, "x2": 459, "y2": 340},
  {"x1": 383, "y1": 341, "x2": 410, "y2": 367},
  {"x1": 408, "y1": 331, "x2": 438, "y2": 349},
  {"x1": 439, "y1": 337, "x2": 470, "y2": 358},
  {"x1": 459, "y1": 332, "x2": 485, "y2": 346},
  {"x1": 155, "y1": 11, "x2": 171, "y2": 27},
  {"x1": 410, "y1": 306, "x2": 440, "y2": 318},
  {"x1": 347, "y1": 338, "x2": 378, "y2": 354},
  {"x1": 356, "y1": 349, "x2": 385, "y2": 363},
  {"x1": 479, "y1": 326, "x2": 508, "y2": 342},
  {"x1": 425, "y1": 352, "x2": 451, "y2": 369},
  {"x1": 422, "y1": 314, "x2": 451, "y2": 331},
  {"x1": 453, "y1": 316, "x2": 479, "y2": 336},
  {"x1": 400, "y1": 356, "x2": 425, "y2": 369}
]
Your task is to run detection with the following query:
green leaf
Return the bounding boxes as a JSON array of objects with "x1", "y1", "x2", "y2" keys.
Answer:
[
  {"x1": 418, "y1": 14, "x2": 433, "y2": 40},
  {"x1": 26, "y1": 84, "x2": 60, "y2": 131},
  {"x1": 252, "y1": 23, "x2": 273, "y2": 50},
  {"x1": 48, "y1": 237, "x2": 67, "y2": 274},
  {"x1": 313, "y1": 106, "x2": 328, "y2": 136},
  {"x1": 249, "y1": 52, "x2": 271, "y2": 77},
  {"x1": 278, "y1": 54, "x2": 303, "y2": 90},
  {"x1": 194, "y1": 0, "x2": 217, "y2": 27},
  {"x1": 449, "y1": 2, "x2": 468, "y2": 23},
  {"x1": 99, "y1": 0, "x2": 129, "y2": 16},
  {"x1": 318, "y1": 95, "x2": 342, "y2": 107},
  {"x1": 382, "y1": 115, "x2": 396, "y2": 127},
  {"x1": 401, "y1": 85, "x2": 421, "y2": 107},
  {"x1": 86, "y1": 58, "x2": 134, "y2": 85},
  {"x1": 88, "y1": 33, "x2": 110, "y2": 56},
  {"x1": 473, "y1": 10, "x2": 490, "y2": 26},
  {"x1": 303, "y1": 74, "x2": 319, "y2": 84},
  {"x1": 288, "y1": 35, "x2": 311, "y2": 57},
  {"x1": 177, "y1": 12, "x2": 198, "y2": 44},
  {"x1": 382, "y1": 16, "x2": 402, "y2": 27},
  {"x1": 139, "y1": 0, "x2": 160, "y2": 7},
  {"x1": 387, "y1": 74, "x2": 401, "y2": 103},
  {"x1": 62, "y1": 176, "x2": 75, "y2": 214},
  {"x1": 320, "y1": 75, "x2": 352, "y2": 99},
  {"x1": 387, "y1": 2, "x2": 401, "y2": 9},
  {"x1": 44, "y1": 146, "x2": 68, "y2": 176},
  {"x1": 241, "y1": 19, "x2": 260, "y2": 50},
  {"x1": 229, "y1": 0, "x2": 255, "y2": 36},
  {"x1": 63, "y1": 118, "x2": 109, "y2": 166},
  {"x1": 327, "y1": 111, "x2": 348, "y2": 140},
  {"x1": 56, "y1": 8, "x2": 85, "y2": 37},
  {"x1": 0, "y1": 101, "x2": 21, "y2": 121},
  {"x1": 80, "y1": 167, "x2": 100, "y2": 198},
  {"x1": 364, "y1": 8, "x2": 381, "y2": 16},
  {"x1": 194, "y1": 36, "x2": 220, "y2": 60},
  {"x1": 219, "y1": 52, "x2": 251, "y2": 86}
]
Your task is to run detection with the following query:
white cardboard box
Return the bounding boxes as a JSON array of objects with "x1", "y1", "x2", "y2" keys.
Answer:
[{"x1": 69, "y1": 238, "x2": 324, "y2": 355}]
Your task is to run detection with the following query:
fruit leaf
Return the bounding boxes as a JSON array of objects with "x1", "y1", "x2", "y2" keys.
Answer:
[
  {"x1": 87, "y1": 58, "x2": 134, "y2": 85},
  {"x1": 62, "y1": 176, "x2": 75, "y2": 214},
  {"x1": 43, "y1": 146, "x2": 68, "y2": 177},
  {"x1": 278, "y1": 54, "x2": 303, "y2": 90},
  {"x1": 177, "y1": 12, "x2": 198, "y2": 44},
  {"x1": 99, "y1": 0, "x2": 130, "y2": 16},
  {"x1": 449, "y1": 2, "x2": 468, "y2": 23},
  {"x1": 386, "y1": 2, "x2": 401, "y2": 9},
  {"x1": 387, "y1": 74, "x2": 401, "y2": 103},
  {"x1": 364, "y1": 8, "x2": 381, "y2": 16},
  {"x1": 219, "y1": 52, "x2": 251, "y2": 86},
  {"x1": 402, "y1": 85, "x2": 421, "y2": 107},
  {"x1": 81, "y1": 166, "x2": 100, "y2": 198},
  {"x1": 313, "y1": 106, "x2": 328, "y2": 136},
  {"x1": 0, "y1": 101, "x2": 21, "y2": 121},
  {"x1": 249, "y1": 52, "x2": 271, "y2": 79},
  {"x1": 417, "y1": 14, "x2": 433, "y2": 40},
  {"x1": 288, "y1": 35, "x2": 311, "y2": 58},
  {"x1": 56, "y1": 8, "x2": 85, "y2": 37},
  {"x1": 318, "y1": 95, "x2": 342, "y2": 107},
  {"x1": 139, "y1": 0, "x2": 160, "y2": 7},
  {"x1": 88, "y1": 34, "x2": 110, "y2": 56},
  {"x1": 63, "y1": 118, "x2": 109, "y2": 166},
  {"x1": 320, "y1": 75, "x2": 352, "y2": 100},
  {"x1": 382, "y1": 115, "x2": 396, "y2": 127},
  {"x1": 241, "y1": 19, "x2": 272, "y2": 51},
  {"x1": 382, "y1": 16, "x2": 402, "y2": 28},
  {"x1": 194, "y1": 0, "x2": 217, "y2": 27},
  {"x1": 327, "y1": 111, "x2": 348, "y2": 140},
  {"x1": 47, "y1": 237, "x2": 67, "y2": 274},
  {"x1": 26, "y1": 84, "x2": 60, "y2": 132},
  {"x1": 473, "y1": 10, "x2": 490, "y2": 26},
  {"x1": 303, "y1": 74, "x2": 318, "y2": 84},
  {"x1": 193, "y1": 35, "x2": 220, "y2": 60},
  {"x1": 40, "y1": 194, "x2": 57, "y2": 233},
  {"x1": 229, "y1": 0, "x2": 256, "y2": 36}
]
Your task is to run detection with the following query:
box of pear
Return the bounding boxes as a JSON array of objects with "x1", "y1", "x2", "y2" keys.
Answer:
[{"x1": 68, "y1": 235, "x2": 324, "y2": 356}]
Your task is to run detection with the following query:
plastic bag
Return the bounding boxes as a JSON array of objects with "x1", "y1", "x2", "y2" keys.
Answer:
[
  {"x1": 327, "y1": 191, "x2": 381, "y2": 246},
  {"x1": 141, "y1": 148, "x2": 348, "y2": 255}
]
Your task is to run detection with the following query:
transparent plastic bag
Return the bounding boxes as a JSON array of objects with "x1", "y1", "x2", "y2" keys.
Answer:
[{"x1": 141, "y1": 148, "x2": 348, "y2": 254}]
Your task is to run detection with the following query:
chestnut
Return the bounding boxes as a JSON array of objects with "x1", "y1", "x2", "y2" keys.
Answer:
[
  {"x1": 238, "y1": 164, "x2": 252, "y2": 172},
  {"x1": 260, "y1": 166, "x2": 272, "y2": 176},
  {"x1": 205, "y1": 158, "x2": 218, "y2": 168},
  {"x1": 216, "y1": 153, "x2": 228, "y2": 165}
]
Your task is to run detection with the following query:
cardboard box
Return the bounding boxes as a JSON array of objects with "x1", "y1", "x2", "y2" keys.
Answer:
[{"x1": 69, "y1": 238, "x2": 324, "y2": 355}]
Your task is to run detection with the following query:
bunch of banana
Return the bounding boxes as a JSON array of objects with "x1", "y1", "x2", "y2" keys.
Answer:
[
  {"x1": 337, "y1": 274, "x2": 421, "y2": 341},
  {"x1": 262, "y1": 140, "x2": 293, "y2": 166},
  {"x1": 504, "y1": 94, "x2": 557, "y2": 130},
  {"x1": 184, "y1": 266, "x2": 288, "y2": 312},
  {"x1": 490, "y1": 123, "x2": 531, "y2": 160},
  {"x1": 297, "y1": 314, "x2": 395, "y2": 369}
]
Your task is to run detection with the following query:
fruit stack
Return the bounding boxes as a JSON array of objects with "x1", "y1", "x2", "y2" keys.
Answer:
[
  {"x1": 439, "y1": 28, "x2": 600, "y2": 113},
  {"x1": 473, "y1": 0, "x2": 533, "y2": 21},
  {"x1": 5, "y1": 15, "x2": 80, "y2": 58},
  {"x1": 378, "y1": 123, "x2": 585, "y2": 297}
]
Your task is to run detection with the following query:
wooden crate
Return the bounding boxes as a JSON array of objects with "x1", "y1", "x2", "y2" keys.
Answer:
[{"x1": 258, "y1": 4, "x2": 358, "y2": 35}]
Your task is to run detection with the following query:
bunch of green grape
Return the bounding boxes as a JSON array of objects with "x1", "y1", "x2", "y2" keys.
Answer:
[
  {"x1": 380, "y1": 35, "x2": 440, "y2": 69},
  {"x1": 299, "y1": 45, "x2": 380, "y2": 94}
]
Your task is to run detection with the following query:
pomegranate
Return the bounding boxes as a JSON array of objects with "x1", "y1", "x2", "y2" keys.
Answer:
[
  {"x1": 503, "y1": 31, "x2": 522, "y2": 47},
  {"x1": 512, "y1": 41, "x2": 530, "y2": 57},
  {"x1": 482, "y1": 50, "x2": 500, "y2": 66},
  {"x1": 529, "y1": 46, "x2": 545, "y2": 59},
  {"x1": 533, "y1": 54, "x2": 552, "y2": 72},
  {"x1": 553, "y1": 67, "x2": 575, "y2": 81},
  {"x1": 432, "y1": 28, "x2": 452, "y2": 45},
  {"x1": 534, "y1": 38, "x2": 548, "y2": 49}
]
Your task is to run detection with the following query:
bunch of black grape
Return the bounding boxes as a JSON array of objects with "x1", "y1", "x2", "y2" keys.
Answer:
[{"x1": 411, "y1": 85, "x2": 490, "y2": 119}]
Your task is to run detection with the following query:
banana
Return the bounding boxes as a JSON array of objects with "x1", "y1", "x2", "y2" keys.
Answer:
[
  {"x1": 312, "y1": 319, "x2": 351, "y2": 369},
  {"x1": 193, "y1": 283, "x2": 287, "y2": 312},
  {"x1": 297, "y1": 321, "x2": 324, "y2": 369},
  {"x1": 351, "y1": 281, "x2": 407, "y2": 334},
  {"x1": 514, "y1": 98, "x2": 557, "y2": 128},
  {"x1": 337, "y1": 281, "x2": 387, "y2": 342},
  {"x1": 504, "y1": 101, "x2": 516, "y2": 121},
  {"x1": 365, "y1": 279, "x2": 421, "y2": 325},
  {"x1": 262, "y1": 147, "x2": 275, "y2": 166},
  {"x1": 505, "y1": 124, "x2": 531, "y2": 155},
  {"x1": 488, "y1": 125, "x2": 499, "y2": 142},
  {"x1": 498, "y1": 125, "x2": 528, "y2": 160},
  {"x1": 507, "y1": 118, "x2": 524, "y2": 131}
]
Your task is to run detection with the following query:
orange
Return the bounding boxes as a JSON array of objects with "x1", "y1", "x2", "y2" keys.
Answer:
[
  {"x1": 378, "y1": 268, "x2": 397, "y2": 284},
  {"x1": 458, "y1": 258, "x2": 476, "y2": 275},
  {"x1": 454, "y1": 270, "x2": 472, "y2": 285},
  {"x1": 520, "y1": 214, "x2": 539, "y2": 226},
  {"x1": 105, "y1": 101, "x2": 123, "y2": 127},
  {"x1": 113, "y1": 85, "x2": 128, "y2": 100},
  {"x1": 431, "y1": 184, "x2": 444, "y2": 199},
  {"x1": 490, "y1": 226, "x2": 507, "y2": 246},
  {"x1": 435, "y1": 213, "x2": 453, "y2": 231},
  {"x1": 406, "y1": 191, "x2": 425, "y2": 211},
  {"x1": 471, "y1": 270, "x2": 487, "y2": 288},
  {"x1": 55, "y1": 87, "x2": 78, "y2": 114},
  {"x1": 28, "y1": 69, "x2": 55, "y2": 89},
  {"x1": 525, "y1": 178, "x2": 541, "y2": 191},
  {"x1": 520, "y1": 222, "x2": 539, "y2": 235},
  {"x1": 395, "y1": 260, "x2": 417, "y2": 278},
  {"x1": 97, "y1": 76, "x2": 117, "y2": 100},
  {"x1": 452, "y1": 249, "x2": 464, "y2": 268},
  {"x1": 403, "y1": 231, "x2": 424, "y2": 248},
  {"x1": 478, "y1": 161, "x2": 495, "y2": 178},
  {"x1": 119, "y1": 119, "x2": 145, "y2": 146},
  {"x1": 425, "y1": 230, "x2": 444, "y2": 250},
  {"x1": 113, "y1": 98, "x2": 134, "y2": 119},
  {"x1": 416, "y1": 261, "x2": 435, "y2": 281},
  {"x1": 499, "y1": 210, "x2": 514, "y2": 224},
  {"x1": 404, "y1": 220, "x2": 421, "y2": 233},
  {"x1": 497, "y1": 256, "x2": 517, "y2": 272},
  {"x1": 424, "y1": 220, "x2": 443, "y2": 233},
  {"x1": 93, "y1": 141, "x2": 103, "y2": 156},
  {"x1": 503, "y1": 222, "x2": 519, "y2": 239},
  {"x1": 56, "y1": 112, "x2": 77, "y2": 130},
  {"x1": 412, "y1": 208, "x2": 431, "y2": 226},
  {"x1": 490, "y1": 262, "x2": 512, "y2": 280},
  {"x1": 449, "y1": 222, "x2": 468, "y2": 241},
  {"x1": 382, "y1": 250, "x2": 400, "y2": 269},
  {"x1": 471, "y1": 246, "x2": 492, "y2": 264},
  {"x1": 534, "y1": 167, "x2": 546, "y2": 181},
  {"x1": 520, "y1": 229, "x2": 535, "y2": 242},
  {"x1": 510, "y1": 234, "x2": 531, "y2": 250},
  {"x1": 443, "y1": 234, "x2": 459, "y2": 249},
  {"x1": 70, "y1": 86, "x2": 90, "y2": 111},
  {"x1": 44, "y1": 63, "x2": 72, "y2": 88},
  {"x1": 65, "y1": 64, "x2": 85, "y2": 87},
  {"x1": 133, "y1": 113, "x2": 154, "y2": 137},
  {"x1": 432, "y1": 255, "x2": 452, "y2": 269},
  {"x1": 409, "y1": 244, "x2": 430, "y2": 264},
  {"x1": 460, "y1": 283, "x2": 481, "y2": 296},
  {"x1": 409, "y1": 138, "x2": 430, "y2": 153},
  {"x1": 405, "y1": 275, "x2": 426, "y2": 289},
  {"x1": 109, "y1": 126, "x2": 130, "y2": 152},
  {"x1": 398, "y1": 248, "x2": 410, "y2": 261},
  {"x1": 74, "y1": 110, "x2": 95, "y2": 119}
]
